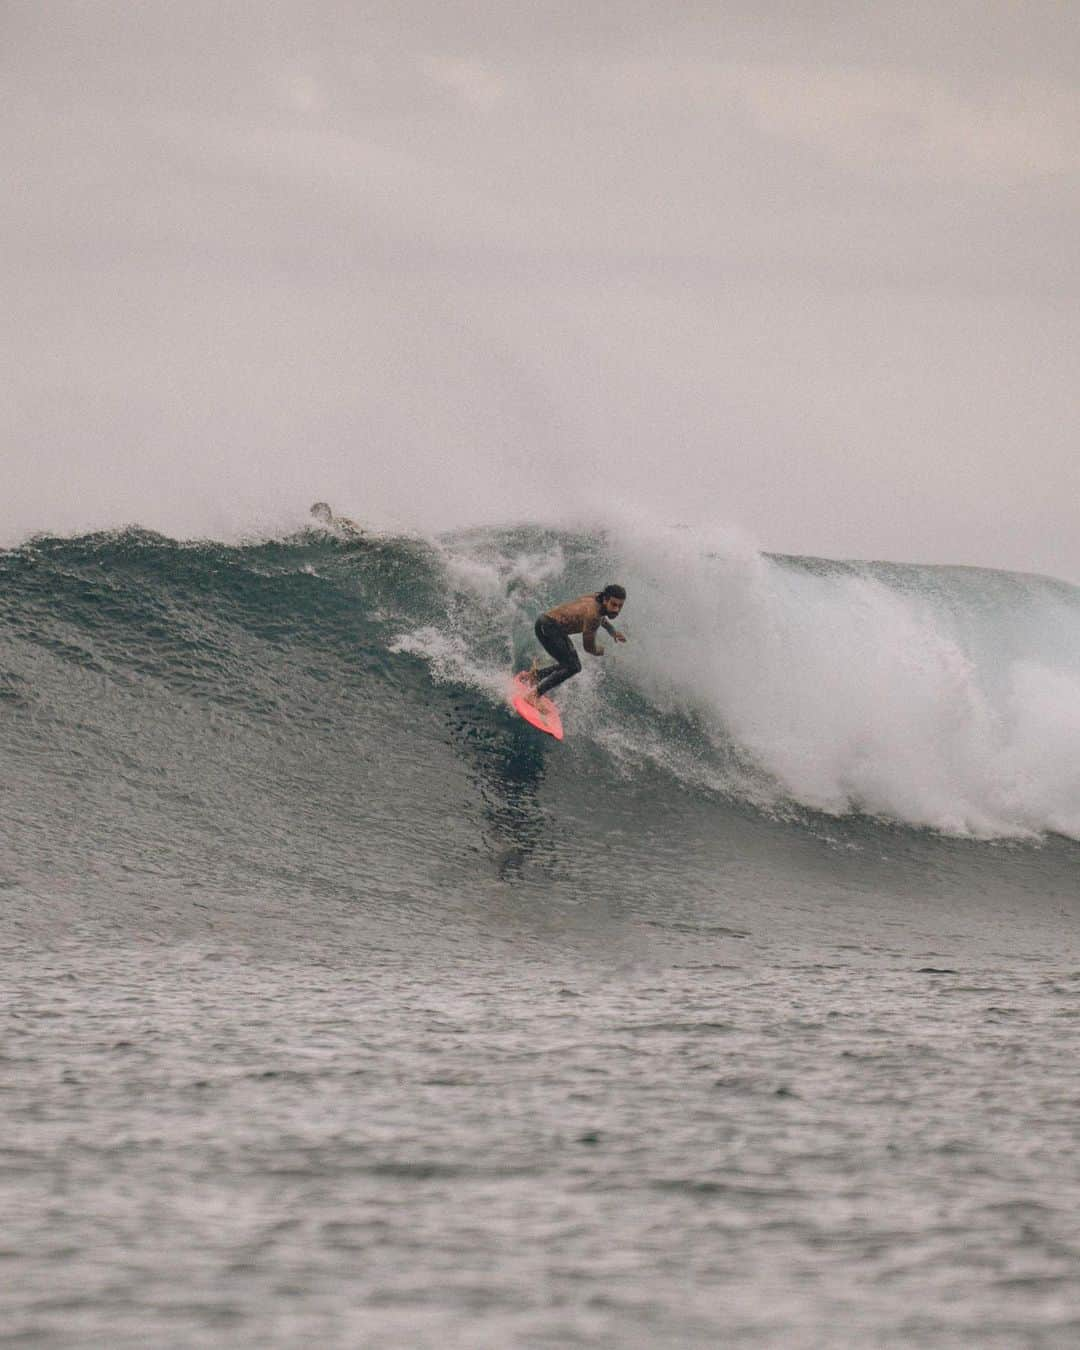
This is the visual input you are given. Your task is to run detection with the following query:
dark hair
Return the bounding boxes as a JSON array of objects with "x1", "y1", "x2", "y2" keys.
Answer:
[{"x1": 598, "y1": 584, "x2": 626, "y2": 603}]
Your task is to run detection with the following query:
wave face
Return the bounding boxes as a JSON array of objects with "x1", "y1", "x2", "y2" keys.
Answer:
[
  {"x1": 395, "y1": 517, "x2": 1080, "y2": 840},
  {"x1": 3, "y1": 522, "x2": 1080, "y2": 929}
]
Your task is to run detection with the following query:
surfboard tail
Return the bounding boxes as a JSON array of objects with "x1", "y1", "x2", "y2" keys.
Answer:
[{"x1": 508, "y1": 672, "x2": 564, "y2": 740}]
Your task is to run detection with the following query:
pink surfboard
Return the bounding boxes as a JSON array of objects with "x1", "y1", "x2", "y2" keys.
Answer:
[{"x1": 508, "y1": 672, "x2": 564, "y2": 740}]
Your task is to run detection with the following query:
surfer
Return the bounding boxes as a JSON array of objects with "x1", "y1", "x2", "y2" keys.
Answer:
[
  {"x1": 310, "y1": 502, "x2": 365, "y2": 544},
  {"x1": 525, "y1": 585, "x2": 627, "y2": 706}
]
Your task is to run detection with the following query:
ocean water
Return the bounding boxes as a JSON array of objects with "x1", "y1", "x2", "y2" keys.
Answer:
[{"x1": 4, "y1": 521, "x2": 1080, "y2": 1348}]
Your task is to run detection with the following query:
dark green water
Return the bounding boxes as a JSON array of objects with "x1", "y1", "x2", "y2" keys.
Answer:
[{"x1": 4, "y1": 527, "x2": 1080, "y2": 1347}]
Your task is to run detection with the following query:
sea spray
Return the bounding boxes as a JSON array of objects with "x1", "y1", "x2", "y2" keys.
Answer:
[{"x1": 404, "y1": 515, "x2": 1080, "y2": 838}]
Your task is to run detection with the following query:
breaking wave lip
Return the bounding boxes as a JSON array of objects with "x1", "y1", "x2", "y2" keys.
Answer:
[
  {"x1": 5, "y1": 518, "x2": 1080, "y2": 844},
  {"x1": 392, "y1": 516, "x2": 1080, "y2": 842}
]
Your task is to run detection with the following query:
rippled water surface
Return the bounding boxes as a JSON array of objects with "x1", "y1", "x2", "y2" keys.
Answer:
[
  {"x1": 8, "y1": 896, "x2": 1080, "y2": 1348},
  {"x1": 5, "y1": 529, "x2": 1080, "y2": 1345}
]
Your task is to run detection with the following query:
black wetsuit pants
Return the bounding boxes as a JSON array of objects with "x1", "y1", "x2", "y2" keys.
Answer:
[{"x1": 533, "y1": 617, "x2": 581, "y2": 697}]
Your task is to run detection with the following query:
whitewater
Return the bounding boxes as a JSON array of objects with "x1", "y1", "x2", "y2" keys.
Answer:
[
  {"x1": 397, "y1": 515, "x2": 1080, "y2": 840},
  {"x1": 5, "y1": 516, "x2": 1080, "y2": 1347}
]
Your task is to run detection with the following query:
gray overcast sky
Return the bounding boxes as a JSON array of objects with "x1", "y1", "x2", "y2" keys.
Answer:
[{"x1": 4, "y1": 1, "x2": 1079, "y2": 574}]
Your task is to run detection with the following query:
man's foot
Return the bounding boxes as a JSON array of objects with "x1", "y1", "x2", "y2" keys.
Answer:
[{"x1": 527, "y1": 658, "x2": 540, "y2": 686}]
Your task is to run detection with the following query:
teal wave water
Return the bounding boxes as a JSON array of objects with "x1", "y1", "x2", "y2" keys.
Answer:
[
  {"x1": 5, "y1": 522, "x2": 1080, "y2": 905},
  {"x1": 6, "y1": 519, "x2": 1080, "y2": 954},
  {"x1": 6, "y1": 523, "x2": 1080, "y2": 1347}
]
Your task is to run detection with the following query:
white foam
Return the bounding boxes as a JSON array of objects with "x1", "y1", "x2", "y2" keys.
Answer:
[
  {"x1": 388, "y1": 626, "x2": 506, "y2": 702},
  {"x1": 391, "y1": 514, "x2": 1080, "y2": 839},
  {"x1": 605, "y1": 517, "x2": 1080, "y2": 837}
]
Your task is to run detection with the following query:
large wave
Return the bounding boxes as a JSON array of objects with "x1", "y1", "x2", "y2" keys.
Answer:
[{"x1": 4, "y1": 518, "x2": 1080, "y2": 851}]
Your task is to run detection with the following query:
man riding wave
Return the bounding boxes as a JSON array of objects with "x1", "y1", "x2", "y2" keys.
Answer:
[{"x1": 525, "y1": 584, "x2": 627, "y2": 707}]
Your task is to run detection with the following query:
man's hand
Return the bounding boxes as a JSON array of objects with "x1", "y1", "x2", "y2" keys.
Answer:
[{"x1": 613, "y1": 631, "x2": 627, "y2": 644}]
